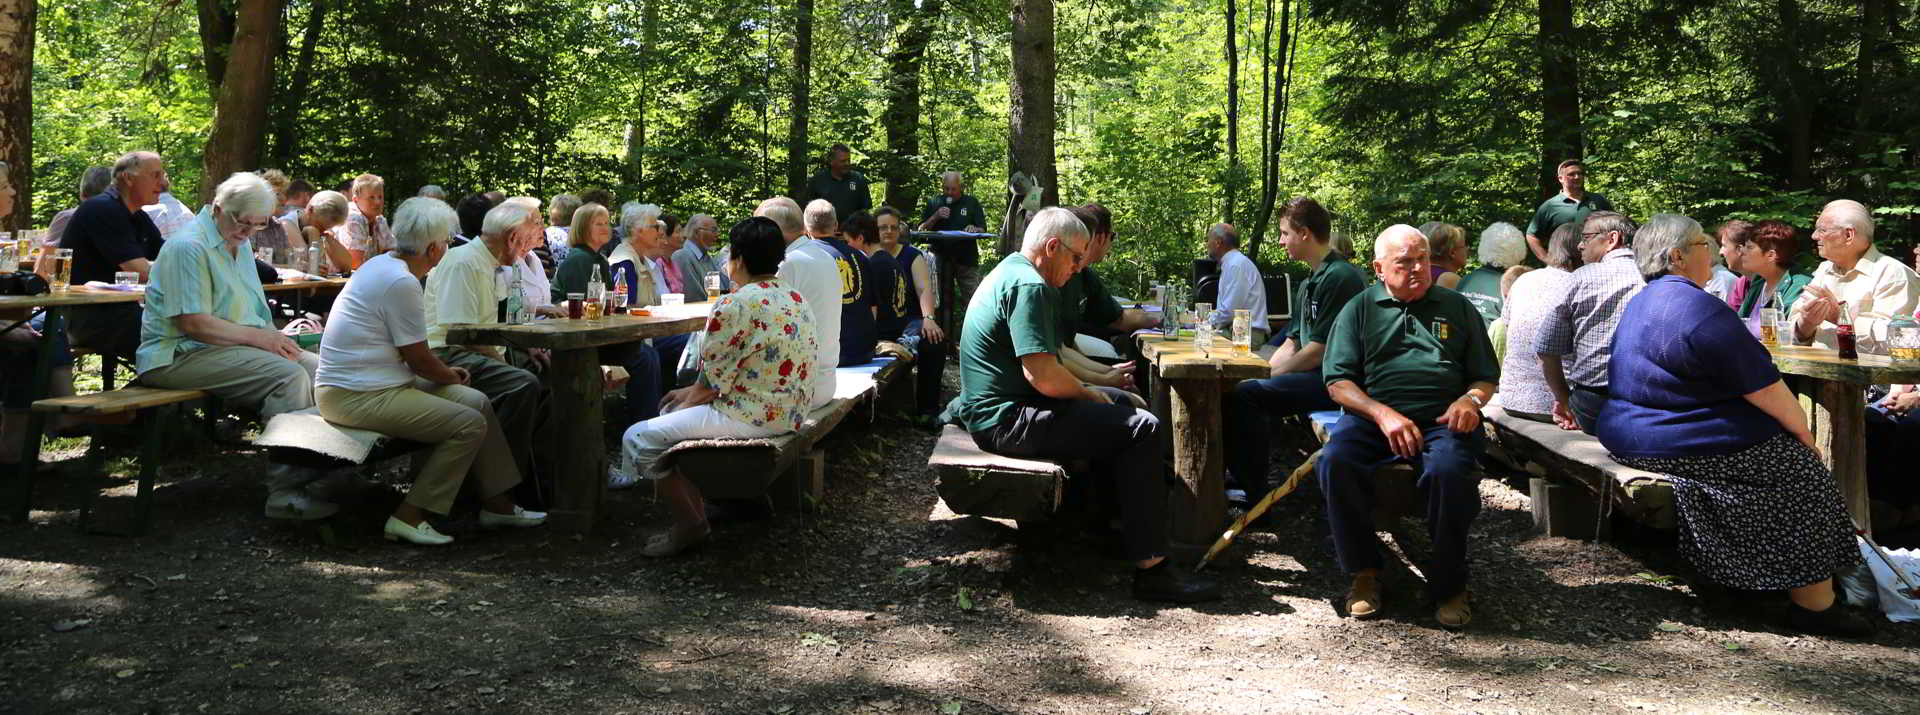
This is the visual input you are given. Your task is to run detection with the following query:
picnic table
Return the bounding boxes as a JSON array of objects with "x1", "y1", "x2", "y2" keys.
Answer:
[
  {"x1": 1136, "y1": 334, "x2": 1269, "y2": 554},
  {"x1": 1768, "y1": 345, "x2": 1920, "y2": 533},
  {"x1": 444, "y1": 301, "x2": 711, "y2": 533}
]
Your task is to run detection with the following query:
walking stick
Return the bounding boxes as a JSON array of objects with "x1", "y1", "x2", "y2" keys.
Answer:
[
  {"x1": 1857, "y1": 528, "x2": 1920, "y2": 599},
  {"x1": 1198, "y1": 450, "x2": 1317, "y2": 570}
]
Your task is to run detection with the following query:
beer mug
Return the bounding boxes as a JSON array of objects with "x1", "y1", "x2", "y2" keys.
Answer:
[
  {"x1": 1757, "y1": 308, "x2": 1780, "y2": 347},
  {"x1": 704, "y1": 271, "x2": 723, "y2": 297},
  {"x1": 51, "y1": 249, "x2": 73, "y2": 292},
  {"x1": 1232, "y1": 309, "x2": 1253, "y2": 353}
]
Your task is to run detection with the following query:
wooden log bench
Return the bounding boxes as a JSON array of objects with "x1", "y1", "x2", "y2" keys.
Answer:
[
  {"x1": 664, "y1": 357, "x2": 910, "y2": 514},
  {"x1": 1306, "y1": 410, "x2": 1428, "y2": 523},
  {"x1": 31, "y1": 386, "x2": 206, "y2": 536},
  {"x1": 928, "y1": 424, "x2": 1068, "y2": 523},
  {"x1": 1484, "y1": 406, "x2": 1674, "y2": 538}
]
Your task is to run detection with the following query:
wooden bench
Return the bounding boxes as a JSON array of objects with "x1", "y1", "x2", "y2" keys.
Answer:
[
  {"x1": 31, "y1": 386, "x2": 207, "y2": 536},
  {"x1": 928, "y1": 424, "x2": 1068, "y2": 522},
  {"x1": 1307, "y1": 410, "x2": 1428, "y2": 523},
  {"x1": 665, "y1": 357, "x2": 910, "y2": 514},
  {"x1": 1484, "y1": 406, "x2": 1675, "y2": 537}
]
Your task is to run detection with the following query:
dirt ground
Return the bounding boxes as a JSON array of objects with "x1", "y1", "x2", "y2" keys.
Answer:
[{"x1": 5, "y1": 399, "x2": 1920, "y2": 715}]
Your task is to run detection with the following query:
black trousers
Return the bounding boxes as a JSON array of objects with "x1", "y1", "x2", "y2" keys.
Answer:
[{"x1": 971, "y1": 390, "x2": 1168, "y2": 562}]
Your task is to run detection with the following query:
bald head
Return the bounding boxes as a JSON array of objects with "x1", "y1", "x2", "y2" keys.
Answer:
[
  {"x1": 1372, "y1": 224, "x2": 1433, "y2": 302},
  {"x1": 755, "y1": 197, "x2": 805, "y2": 243}
]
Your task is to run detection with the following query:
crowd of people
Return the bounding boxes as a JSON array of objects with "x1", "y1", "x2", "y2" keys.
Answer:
[{"x1": 4, "y1": 149, "x2": 1916, "y2": 635}]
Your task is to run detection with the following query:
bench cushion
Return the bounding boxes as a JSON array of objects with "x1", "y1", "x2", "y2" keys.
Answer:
[
  {"x1": 1486, "y1": 406, "x2": 1675, "y2": 529},
  {"x1": 929, "y1": 424, "x2": 1066, "y2": 522},
  {"x1": 254, "y1": 407, "x2": 391, "y2": 464},
  {"x1": 33, "y1": 386, "x2": 205, "y2": 415}
]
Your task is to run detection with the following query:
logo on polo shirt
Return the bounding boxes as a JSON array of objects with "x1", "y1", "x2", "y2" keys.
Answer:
[{"x1": 1433, "y1": 317, "x2": 1451, "y2": 341}]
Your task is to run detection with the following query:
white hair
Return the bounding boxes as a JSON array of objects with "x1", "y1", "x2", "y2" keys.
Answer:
[
  {"x1": 1634, "y1": 213, "x2": 1703, "y2": 280},
  {"x1": 308, "y1": 190, "x2": 350, "y2": 224},
  {"x1": 482, "y1": 196, "x2": 541, "y2": 239},
  {"x1": 754, "y1": 197, "x2": 804, "y2": 236},
  {"x1": 211, "y1": 172, "x2": 277, "y2": 219},
  {"x1": 1822, "y1": 199, "x2": 1876, "y2": 244},
  {"x1": 1207, "y1": 223, "x2": 1240, "y2": 248},
  {"x1": 940, "y1": 171, "x2": 964, "y2": 187},
  {"x1": 391, "y1": 196, "x2": 456, "y2": 255},
  {"x1": 803, "y1": 199, "x2": 838, "y2": 234},
  {"x1": 1020, "y1": 206, "x2": 1089, "y2": 253},
  {"x1": 620, "y1": 202, "x2": 664, "y2": 237},
  {"x1": 1477, "y1": 222, "x2": 1527, "y2": 268},
  {"x1": 416, "y1": 184, "x2": 447, "y2": 200}
]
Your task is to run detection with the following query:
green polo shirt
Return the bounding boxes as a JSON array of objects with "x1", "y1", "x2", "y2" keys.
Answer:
[
  {"x1": 921, "y1": 194, "x2": 988, "y2": 232},
  {"x1": 1322, "y1": 283, "x2": 1500, "y2": 424},
  {"x1": 805, "y1": 168, "x2": 873, "y2": 223},
  {"x1": 1054, "y1": 266, "x2": 1125, "y2": 341},
  {"x1": 951, "y1": 253, "x2": 1063, "y2": 433},
  {"x1": 1287, "y1": 255, "x2": 1369, "y2": 347},
  {"x1": 1525, "y1": 191, "x2": 1614, "y2": 244},
  {"x1": 1456, "y1": 264, "x2": 1505, "y2": 325},
  {"x1": 1735, "y1": 271, "x2": 1812, "y2": 319}
]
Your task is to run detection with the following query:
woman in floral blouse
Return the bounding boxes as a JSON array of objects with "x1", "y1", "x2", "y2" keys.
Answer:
[{"x1": 621, "y1": 216, "x2": 819, "y2": 556}]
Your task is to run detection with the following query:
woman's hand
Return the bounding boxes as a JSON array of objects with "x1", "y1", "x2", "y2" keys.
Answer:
[
  {"x1": 1791, "y1": 427, "x2": 1823, "y2": 461},
  {"x1": 660, "y1": 383, "x2": 719, "y2": 413}
]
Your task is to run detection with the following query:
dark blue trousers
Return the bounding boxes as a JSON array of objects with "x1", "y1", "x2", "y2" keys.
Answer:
[
  {"x1": 1867, "y1": 405, "x2": 1920, "y2": 507},
  {"x1": 900, "y1": 318, "x2": 948, "y2": 416},
  {"x1": 1224, "y1": 370, "x2": 1339, "y2": 500},
  {"x1": 1316, "y1": 412, "x2": 1484, "y2": 601}
]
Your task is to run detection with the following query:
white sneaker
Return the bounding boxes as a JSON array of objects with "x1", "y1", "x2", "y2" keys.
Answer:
[
  {"x1": 479, "y1": 505, "x2": 547, "y2": 529},
  {"x1": 264, "y1": 488, "x2": 340, "y2": 521},
  {"x1": 607, "y1": 467, "x2": 640, "y2": 490},
  {"x1": 383, "y1": 517, "x2": 454, "y2": 546}
]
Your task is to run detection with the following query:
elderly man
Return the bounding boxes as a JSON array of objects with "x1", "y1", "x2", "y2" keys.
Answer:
[
  {"x1": 1524, "y1": 159, "x2": 1615, "y2": 267},
  {"x1": 1203, "y1": 222, "x2": 1269, "y2": 343},
  {"x1": 919, "y1": 171, "x2": 986, "y2": 233},
  {"x1": 1533, "y1": 210, "x2": 1640, "y2": 432},
  {"x1": 343, "y1": 173, "x2": 392, "y2": 268},
  {"x1": 1789, "y1": 199, "x2": 1920, "y2": 350},
  {"x1": 806, "y1": 144, "x2": 873, "y2": 224},
  {"x1": 952, "y1": 207, "x2": 1218, "y2": 603},
  {"x1": 807, "y1": 199, "x2": 880, "y2": 365},
  {"x1": 671, "y1": 214, "x2": 727, "y2": 300},
  {"x1": 758, "y1": 197, "x2": 841, "y2": 407},
  {"x1": 62, "y1": 151, "x2": 173, "y2": 362},
  {"x1": 425, "y1": 197, "x2": 553, "y2": 503},
  {"x1": 1047, "y1": 204, "x2": 1139, "y2": 394},
  {"x1": 1319, "y1": 225, "x2": 1498, "y2": 627}
]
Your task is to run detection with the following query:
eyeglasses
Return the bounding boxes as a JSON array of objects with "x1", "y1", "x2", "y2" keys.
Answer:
[
  {"x1": 1058, "y1": 238, "x2": 1086, "y2": 265},
  {"x1": 1579, "y1": 231, "x2": 1607, "y2": 243}
]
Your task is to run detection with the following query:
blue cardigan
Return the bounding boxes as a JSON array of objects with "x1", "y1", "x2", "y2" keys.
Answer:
[{"x1": 1595, "y1": 275, "x2": 1784, "y2": 459}]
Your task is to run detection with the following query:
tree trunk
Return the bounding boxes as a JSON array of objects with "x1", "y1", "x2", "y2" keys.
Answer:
[
  {"x1": 881, "y1": 0, "x2": 941, "y2": 211},
  {"x1": 1006, "y1": 0, "x2": 1058, "y2": 255},
  {"x1": 1245, "y1": 0, "x2": 1291, "y2": 260},
  {"x1": 1853, "y1": 0, "x2": 1888, "y2": 138},
  {"x1": 1773, "y1": 0, "x2": 1815, "y2": 190},
  {"x1": 199, "y1": 0, "x2": 283, "y2": 203},
  {"x1": 269, "y1": 0, "x2": 325, "y2": 167},
  {"x1": 1224, "y1": 0, "x2": 1240, "y2": 223},
  {"x1": 0, "y1": 0, "x2": 34, "y2": 230},
  {"x1": 784, "y1": 0, "x2": 815, "y2": 199},
  {"x1": 197, "y1": 0, "x2": 237, "y2": 94},
  {"x1": 628, "y1": 0, "x2": 658, "y2": 190},
  {"x1": 1536, "y1": 0, "x2": 1583, "y2": 198}
]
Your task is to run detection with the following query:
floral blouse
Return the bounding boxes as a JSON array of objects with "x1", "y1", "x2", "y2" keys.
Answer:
[{"x1": 702, "y1": 277, "x2": 818, "y2": 431}]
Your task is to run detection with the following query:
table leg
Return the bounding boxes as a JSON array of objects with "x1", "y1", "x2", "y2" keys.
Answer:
[
  {"x1": 6, "y1": 307, "x2": 61, "y2": 522},
  {"x1": 1811, "y1": 380, "x2": 1870, "y2": 533},
  {"x1": 544, "y1": 347, "x2": 606, "y2": 534},
  {"x1": 1166, "y1": 376, "x2": 1225, "y2": 553}
]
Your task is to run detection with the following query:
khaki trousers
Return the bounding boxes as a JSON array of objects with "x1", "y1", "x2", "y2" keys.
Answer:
[
  {"x1": 315, "y1": 379, "x2": 521, "y2": 515},
  {"x1": 138, "y1": 345, "x2": 319, "y2": 421}
]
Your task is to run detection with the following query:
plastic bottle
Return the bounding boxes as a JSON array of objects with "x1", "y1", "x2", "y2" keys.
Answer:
[
  {"x1": 611, "y1": 266, "x2": 629, "y2": 308},
  {"x1": 505, "y1": 265, "x2": 526, "y2": 325}
]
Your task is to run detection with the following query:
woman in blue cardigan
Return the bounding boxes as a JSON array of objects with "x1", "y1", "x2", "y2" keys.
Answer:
[{"x1": 1595, "y1": 214, "x2": 1868, "y2": 638}]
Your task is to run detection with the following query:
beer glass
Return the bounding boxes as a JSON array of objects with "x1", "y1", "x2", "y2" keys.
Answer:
[
  {"x1": 705, "y1": 271, "x2": 723, "y2": 297},
  {"x1": 1757, "y1": 308, "x2": 1780, "y2": 347},
  {"x1": 51, "y1": 249, "x2": 73, "y2": 292},
  {"x1": 115, "y1": 271, "x2": 139, "y2": 287},
  {"x1": 1232, "y1": 309, "x2": 1253, "y2": 353},
  {"x1": 566, "y1": 292, "x2": 585, "y2": 320},
  {"x1": 584, "y1": 297, "x2": 603, "y2": 322}
]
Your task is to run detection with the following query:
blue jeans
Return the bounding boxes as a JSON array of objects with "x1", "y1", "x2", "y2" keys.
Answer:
[
  {"x1": 607, "y1": 342, "x2": 663, "y2": 424},
  {"x1": 1224, "y1": 370, "x2": 1338, "y2": 500},
  {"x1": 1317, "y1": 412, "x2": 1485, "y2": 601}
]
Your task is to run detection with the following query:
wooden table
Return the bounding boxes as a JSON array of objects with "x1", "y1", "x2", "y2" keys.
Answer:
[
  {"x1": 1768, "y1": 345, "x2": 1920, "y2": 533},
  {"x1": 445, "y1": 302, "x2": 712, "y2": 533},
  {"x1": 1137, "y1": 334, "x2": 1269, "y2": 554}
]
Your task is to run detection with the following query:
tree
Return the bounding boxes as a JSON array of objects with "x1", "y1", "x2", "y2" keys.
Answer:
[
  {"x1": 1007, "y1": 0, "x2": 1057, "y2": 255},
  {"x1": 0, "y1": 0, "x2": 34, "y2": 229},
  {"x1": 200, "y1": 0, "x2": 284, "y2": 203},
  {"x1": 785, "y1": 0, "x2": 815, "y2": 198},
  {"x1": 268, "y1": 0, "x2": 327, "y2": 167},
  {"x1": 1223, "y1": 0, "x2": 1240, "y2": 222},
  {"x1": 879, "y1": 0, "x2": 941, "y2": 212},
  {"x1": 1535, "y1": 0, "x2": 1582, "y2": 198}
]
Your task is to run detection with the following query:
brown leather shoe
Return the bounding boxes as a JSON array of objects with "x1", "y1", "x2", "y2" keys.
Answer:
[
  {"x1": 1345, "y1": 571, "x2": 1382, "y2": 619},
  {"x1": 1435, "y1": 591, "x2": 1472, "y2": 629}
]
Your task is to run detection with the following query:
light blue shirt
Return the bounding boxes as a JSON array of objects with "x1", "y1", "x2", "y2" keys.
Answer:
[{"x1": 136, "y1": 207, "x2": 274, "y2": 374}]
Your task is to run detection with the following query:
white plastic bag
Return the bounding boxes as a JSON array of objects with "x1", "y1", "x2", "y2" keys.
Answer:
[{"x1": 1855, "y1": 538, "x2": 1920, "y2": 623}]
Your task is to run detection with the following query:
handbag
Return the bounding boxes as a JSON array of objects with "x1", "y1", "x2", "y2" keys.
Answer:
[{"x1": 0, "y1": 271, "x2": 50, "y2": 296}]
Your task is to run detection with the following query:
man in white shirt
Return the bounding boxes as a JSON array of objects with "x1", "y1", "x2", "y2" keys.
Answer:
[
  {"x1": 757, "y1": 196, "x2": 840, "y2": 408},
  {"x1": 1204, "y1": 222, "x2": 1269, "y2": 345},
  {"x1": 141, "y1": 191, "x2": 197, "y2": 240},
  {"x1": 425, "y1": 197, "x2": 552, "y2": 498},
  {"x1": 1790, "y1": 199, "x2": 1920, "y2": 351}
]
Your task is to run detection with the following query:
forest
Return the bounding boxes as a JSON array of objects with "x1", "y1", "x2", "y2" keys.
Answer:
[{"x1": 4, "y1": 0, "x2": 1919, "y2": 295}]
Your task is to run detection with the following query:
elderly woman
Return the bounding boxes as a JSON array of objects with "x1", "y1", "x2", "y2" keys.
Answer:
[
  {"x1": 1594, "y1": 214, "x2": 1867, "y2": 638},
  {"x1": 315, "y1": 196, "x2": 545, "y2": 543},
  {"x1": 552, "y1": 203, "x2": 668, "y2": 432},
  {"x1": 620, "y1": 217, "x2": 817, "y2": 556},
  {"x1": 343, "y1": 173, "x2": 391, "y2": 268},
  {"x1": 280, "y1": 190, "x2": 356, "y2": 275},
  {"x1": 1459, "y1": 222, "x2": 1528, "y2": 325},
  {"x1": 1420, "y1": 221, "x2": 1469, "y2": 289},
  {"x1": 610, "y1": 202, "x2": 666, "y2": 306},
  {"x1": 1728, "y1": 220, "x2": 1811, "y2": 325},
  {"x1": 1494, "y1": 223, "x2": 1583, "y2": 422},
  {"x1": 543, "y1": 193, "x2": 580, "y2": 271}
]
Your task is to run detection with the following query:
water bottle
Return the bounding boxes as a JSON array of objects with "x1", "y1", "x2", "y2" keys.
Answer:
[
  {"x1": 505, "y1": 265, "x2": 526, "y2": 325},
  {"x1": 307, "y1": 243, "x2": 323, "y2": 276},
  {"x1": 611, "y1": 266, "x2": 629, "y2": 308}
]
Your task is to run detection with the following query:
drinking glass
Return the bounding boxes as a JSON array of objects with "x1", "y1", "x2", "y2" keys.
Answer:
[
  {"x1": 1758, "y1": 308, "x2": 1780, "y2": 347},
  {"x1": 566, "y1": 292, "x2": 585, "y2": 320},
  {"x1": 705, "y1": 271, "x2": 723, "y2": 297},
  {"x1": 115, "y1": 271, "x2": 139, "y2": 287},
  {"x1": 51, "y1": 249, "x2": 73, "y2": 292},
  {"x1": 1232, "y1": 309, "x2": 1253, "y2": 353},
  {"x1": 584, "y1": 297, "x2": 603, "y2": 322},
  {"x1": 0, "y1": 244, "x2": 15, "y2": 274}
]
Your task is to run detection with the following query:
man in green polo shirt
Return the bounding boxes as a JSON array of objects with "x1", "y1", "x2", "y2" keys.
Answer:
[
  {"x1": 1524, "y1": 159, "x2": 1614, "y2": 267},
  {"x1": 804, "y1": 144, "x2": 873, "y2": 225},
  {"x1": 949, "y1": 206, "x2": 1218, "y2": 604},
  {"x1": 1318, "y1": 224, "x2": 1499, "y2": 628}
]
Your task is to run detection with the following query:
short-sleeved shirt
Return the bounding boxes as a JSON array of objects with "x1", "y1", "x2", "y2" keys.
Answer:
[
  {"x1": 1596, "y1": 276, "x2": 1783, "y2": 459},
  {"x1": 951, "y1": 253, "x2": 1063, "y2": 433},
  {"x1": 1056, "y1": 267, "x2": 1124, "y2": 340},
  {"x1": 423, "y1": 238, "x2": 504, "y2": 349},
  {"x1": 805, "y1": 168, "x2": 873, "y2": 224},
  {"x1": 701, "y1": 277, "x2": 818, "y2": 431},
  {"x1": 821, "y1": 237, "x2": 878, "y2": 366},
  {"x1": 136, "y1": 208, "x2": 275, "y2": 374},
  {"x1": 1524, "y1": 191, "x2": 1614, "y2": 242},
  {"x1": 1496, "y1": 267, "x2": 1571, "y2": 416},
  {"x1": 1322, "y1": 283, "x2": 1500, "y2": 424},
  {"x1": 64, "y1": 188, "x2": 166, "y2": 286},
  {"x1": 345, "y1": 208, "x2": 394, "y2": 256},
  {"x1": 1287, "y1": 255, "x2": 1369, "y2": 346},
  {"x1": 777, "y1": 237, "x2": 842, "y2": 408},
  {"x1": 920, "y1": 194, "x2": 988, "y2": 268},
  {"x1": 317, "y1": 253, "x2": 428, "y2": 392},
  {"x1": 1456, "y1": 265, "x2": 1505, "y2": 324},
  {"x1": 1531, "y1": 247, "x2": 1643, "y2": 388},
  {"x1": 44, "y1": 208, "x2": 77, "y2": 247}
]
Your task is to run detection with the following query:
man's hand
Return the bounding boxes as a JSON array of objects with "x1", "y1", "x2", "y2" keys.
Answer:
[
  {"x1": 528, "y1": 347, "x2": 551, "y2": 370},
  {"x1": 921, "y1": 318, "x2": 946, "y2": 344},
  {"x1": 1551, "y1": 399, "x2": 1579, "y2": 431},
  {"x1": 450, "y1": 367, "x2": 471, "y2": 385},
  {"x1": 1439, "y1": 396, "x2": 1482, "y2": 433},
  {"x1": 258, "y1": 329, "x2": 302, "y2": 361},
  {"x1": 535, "y1": 305, "x2": 566, "y2": 319},
  {"x1": 933, "y1": 206, "x2": 952, "y2": 221},
  {"x1": 963, "y1": 225, "x2": 983, "y2": 233},
  {"x1": 1884, "y1": 389, "x2": 1920, "y2": 416},
  {"x1": 1375, "y1": 408, "x2": 1424, "y2": 459}
]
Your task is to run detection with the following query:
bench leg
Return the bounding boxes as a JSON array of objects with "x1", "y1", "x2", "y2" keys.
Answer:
[
  {"x1": 769, "y1": 449, "x2": 824, "y2": 515},
  {"x1": 80, "y1": 404, "x2": 168, "y2": 537}
]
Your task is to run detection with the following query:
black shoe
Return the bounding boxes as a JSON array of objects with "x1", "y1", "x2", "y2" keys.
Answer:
[
  {"x1": 1787, "y1": 602, "x2": 1874, "y2": 638},
  {"x1": 1131, "y1": 561, "x2": 1221, "y2": 604}
]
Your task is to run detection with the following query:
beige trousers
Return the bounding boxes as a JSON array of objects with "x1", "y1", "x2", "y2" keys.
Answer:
[
  {"x1": 138, "y1": 345, "x2": 319, "y2": 421},
  {"x1": 315, "y1": 379, "x2": 520, "y2": 515}
]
